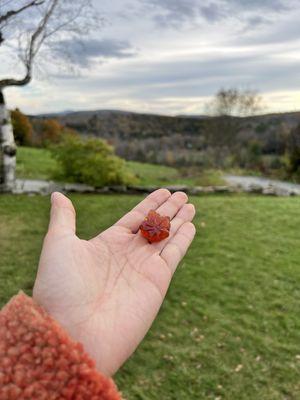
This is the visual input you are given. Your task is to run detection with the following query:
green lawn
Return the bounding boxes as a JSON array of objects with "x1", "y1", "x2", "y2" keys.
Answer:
[
  {"x1": 16, "y1": 146, "x2": 224, "y2": 186},
  {"x1": 1, "y1": 194, "x2": 300, "y2": 399},
  {"x1": 16, "y1": 146, "x2": 58, "y2": 180}
]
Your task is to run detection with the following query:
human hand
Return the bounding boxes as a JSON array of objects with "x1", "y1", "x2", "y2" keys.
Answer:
[{"x1": 33, "y1": 190, "x2": 196, "y2": 376}]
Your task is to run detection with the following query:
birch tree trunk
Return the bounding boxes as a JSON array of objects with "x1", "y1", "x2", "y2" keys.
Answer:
[{"x1": 0, "y1": 91, "x2": 16, "y2": 192}]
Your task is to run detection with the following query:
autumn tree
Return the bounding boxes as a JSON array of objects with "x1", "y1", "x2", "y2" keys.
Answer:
[
  {"x1": 0, "y1": 0, "x2": 97, "y2": 191},
  {"x1": 11, "y1": 108, "x2": 33, "y2": 145},
  {"x1": 32, "y1": 118, "x2": 78, "y2": 146}
]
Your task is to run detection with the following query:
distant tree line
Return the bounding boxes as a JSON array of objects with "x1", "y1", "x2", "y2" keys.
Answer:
[
  {"x1": 11, "y1": 88, "x2": 300, "y2": 183},
  {"x1": 11, "y1": 109, "x2": 76, "y2": 146}
]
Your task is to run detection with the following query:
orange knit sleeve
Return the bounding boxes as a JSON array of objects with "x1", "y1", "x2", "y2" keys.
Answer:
[{"x1": 0, "y1": 292, "x2": 122, "y2": 400}]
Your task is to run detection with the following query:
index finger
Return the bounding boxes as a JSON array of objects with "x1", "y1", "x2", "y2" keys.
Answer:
[{"x1": 115, "y1": 188, "x2": 171, "y2": 232}]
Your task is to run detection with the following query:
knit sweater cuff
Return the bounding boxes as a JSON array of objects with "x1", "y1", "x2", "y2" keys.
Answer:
[{"x1": 0, "y1": 291, "x2": 121, "y2": 400}]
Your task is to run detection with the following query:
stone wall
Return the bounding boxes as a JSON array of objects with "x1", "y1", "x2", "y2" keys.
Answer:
[{"x1": 8, "y1": 179, "x2": 300, "y2": 197}]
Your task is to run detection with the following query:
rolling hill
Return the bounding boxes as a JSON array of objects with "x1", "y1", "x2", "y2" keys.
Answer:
[{"x1": 31, "y1": 109, "x2": 300, "y2": 166}]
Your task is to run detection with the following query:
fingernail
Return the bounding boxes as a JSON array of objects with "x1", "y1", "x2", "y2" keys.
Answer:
[{"x1": 51, "y1": 192, "x2": 60, "y2": 204}]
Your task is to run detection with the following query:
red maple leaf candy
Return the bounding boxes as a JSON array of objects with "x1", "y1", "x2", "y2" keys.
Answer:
[{"x1": 140, "y1": 210, "x2": 171, "y2": 243}]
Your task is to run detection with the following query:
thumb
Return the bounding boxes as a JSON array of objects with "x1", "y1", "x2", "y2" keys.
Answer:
[{"x1": 48, "y1": 192, "x2": 76, "y2": 234}]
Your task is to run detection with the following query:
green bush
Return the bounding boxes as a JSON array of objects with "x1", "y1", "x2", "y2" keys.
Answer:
[
  {"x1": 285, "y1": 124, "x2": 300, "y2": 182},
  {"x1": 51, "y1": 135, "x2": 137, "y2": 187}
]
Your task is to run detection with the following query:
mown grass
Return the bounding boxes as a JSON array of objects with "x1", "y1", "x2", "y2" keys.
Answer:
[
  {"x1": 1, "y1": 194, "x2": 300, "y2": 399},
  {"x1": 16, "y1": 146, "x2": 224, "y2": 186},
  {"x1": 16, "y1": 146, "x2": 58, "y2": 180}
]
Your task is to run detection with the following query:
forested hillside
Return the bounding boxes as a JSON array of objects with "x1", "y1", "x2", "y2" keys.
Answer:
[{"x1": 31, "y1": 109, "x2": 300, "y2": 168}]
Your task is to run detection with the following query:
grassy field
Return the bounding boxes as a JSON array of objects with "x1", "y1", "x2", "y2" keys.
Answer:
[
  {"x1": 16, "y1": 146, "x2": 58, "y2": 180},
  {"x1": 16, "y1": 146, "x2": 224, "y2": 186},
  {"x1": 1, "y1": 193, "x2": 300, "y2": 399}
]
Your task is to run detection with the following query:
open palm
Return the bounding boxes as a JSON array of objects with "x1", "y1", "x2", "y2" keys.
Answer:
[{"x1": 33, "y1": 189, "x2": 196, "y2": 376}]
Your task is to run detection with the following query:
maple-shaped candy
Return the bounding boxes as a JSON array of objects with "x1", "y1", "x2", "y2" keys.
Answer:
[{"x1": 140, "y1": 210, "x2": 171, "y2": 243}]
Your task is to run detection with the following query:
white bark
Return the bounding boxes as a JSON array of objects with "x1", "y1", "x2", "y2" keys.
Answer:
[{"x1": 0, "y1": 95, "x2": 16, "y2": 191}]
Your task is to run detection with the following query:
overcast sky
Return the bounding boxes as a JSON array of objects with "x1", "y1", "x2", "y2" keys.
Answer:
[{"x1": 2, "y1": 0, "x2": 300, "y2": 115}]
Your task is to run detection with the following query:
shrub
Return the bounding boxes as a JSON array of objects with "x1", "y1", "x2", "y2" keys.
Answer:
[
  {"x1": 243, "y1": 140, "x2": 262, "y2": 169},
  {"x1": 285, "y1": 124, "x2": 300, "y2": 181},
  {"x1": 51, "y1": 135, "x2": 137, "y2": 187},
  {"x1": 11, "y1": 108, "x2": 33, "y2": 145},
  {"x1": 255, "y1": 122, "x2": 267, "y2": 134}
]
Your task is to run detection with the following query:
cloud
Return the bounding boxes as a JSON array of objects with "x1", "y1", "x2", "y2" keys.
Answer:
[
  {"x1": 7, "y1": 47, "x2": 300, "y2": 115},
  {"x1": 54, "y1": 38, "x2": 137, "y2": 67},
  {"x1": 50, "y1": 49, "x2": 300, "y2": 101},
  {"x1": 200, "y1": 3, "x2": 225, "y2": 23},
  {"x1": 142, "y1": 0, "x2": 295, "y2": 28},
  {"x1": 244, "y1": 15, "x2": 269, "y2": 29},
  {"x1": 237, "y1": 15, "x2": 300, "y2": 45},
  {"x1": 143, "y1": 0, "x2": 224, "y2": 27},
  {"x1": 4, "y1": 0, "x2": 300, "y2": 115},
  {"x1": 231, "y1": 0, "x2": 290, "y2": 10}
]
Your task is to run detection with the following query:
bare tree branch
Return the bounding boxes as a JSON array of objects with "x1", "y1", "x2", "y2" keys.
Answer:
[
  {"x1": 0, "y1": 0, "x2": 99, "y2": 89},
  {"x1": 0, "y1": 0, "x2": 45, "y2": 25},
  {"x1": 0, "y1": 0, "x2": 59, "y2": 89},
  {"x1": 43, "y1": 3, "x2": 86, "y2": 39},
  {"x1": 0, "y1": 76, "x2": 31, "y2": 88}
]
